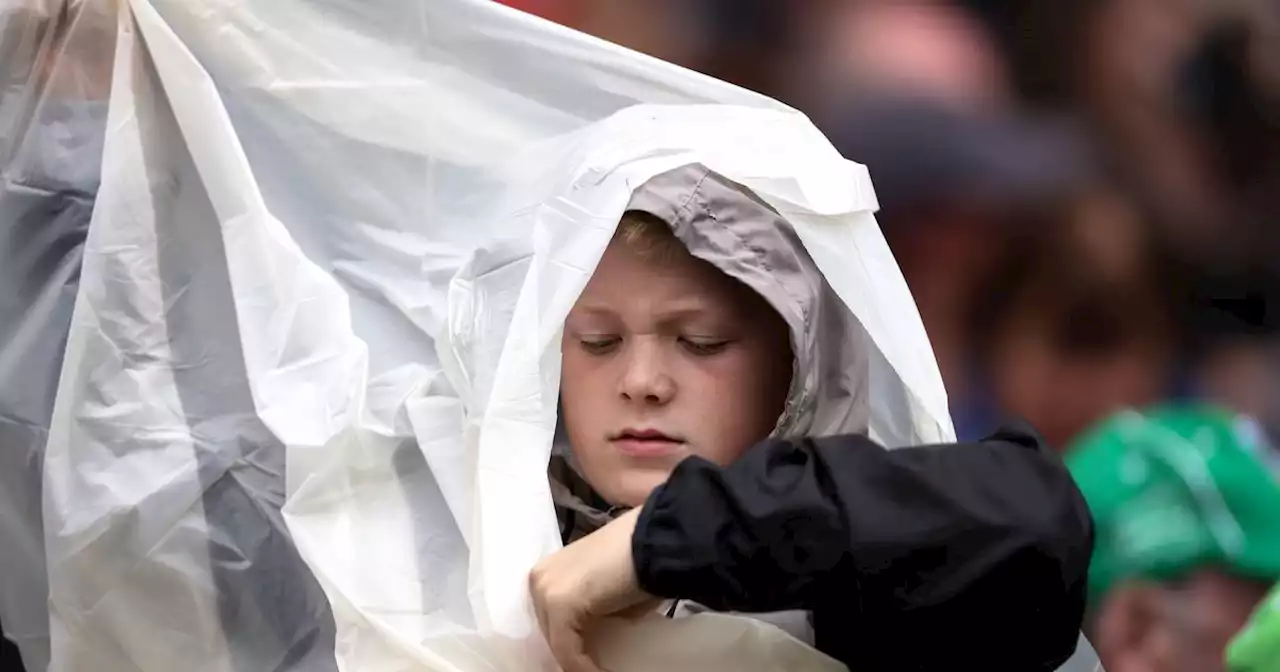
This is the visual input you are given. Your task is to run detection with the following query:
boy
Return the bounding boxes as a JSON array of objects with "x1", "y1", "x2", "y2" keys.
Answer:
[{"x1": 538, "y1": 164, "x2": 1094, "y2": 671}]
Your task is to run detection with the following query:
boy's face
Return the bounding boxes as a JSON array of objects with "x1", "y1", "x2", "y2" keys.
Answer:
[{"x1": 560, "y1": 233, "x2": 793, "y2": 507}]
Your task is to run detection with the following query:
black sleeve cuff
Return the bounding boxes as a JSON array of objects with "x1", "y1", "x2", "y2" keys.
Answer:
[{"x1": 631, "y1": 480, "x2": 670, "y2": 598}]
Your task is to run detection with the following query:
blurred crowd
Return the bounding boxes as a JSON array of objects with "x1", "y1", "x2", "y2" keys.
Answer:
[{"x1": 506, "y1": 0, "x2": 1280, "y2": 453}]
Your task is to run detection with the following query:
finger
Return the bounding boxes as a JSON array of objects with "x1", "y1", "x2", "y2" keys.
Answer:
[
  {"x1": 529, "y1": 570, "x2": 553, "y2": 642},
  {"x1": 533, "y1": 598, "x2": 551, "y2": 644},
  {"x1": 550, "y1": 618, "x2": 605, "y2": 672},
  {"x1": 529, "y1": 581, "x2": 550, "y2": 640}
]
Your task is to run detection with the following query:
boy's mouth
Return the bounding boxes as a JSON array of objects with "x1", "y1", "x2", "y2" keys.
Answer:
[{"x1": 610, "y1": 428, "x2": 684, "y2": 458}]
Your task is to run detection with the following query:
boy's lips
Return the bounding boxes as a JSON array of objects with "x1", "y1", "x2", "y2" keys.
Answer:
[{"x1": 610, "y1": 428, "x2": 684, "y2": 458}]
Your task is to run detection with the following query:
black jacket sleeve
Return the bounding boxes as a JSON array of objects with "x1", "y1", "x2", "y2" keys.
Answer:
[{"x1": 631, "y1": 423, "x2": 1094, "y2": 669}]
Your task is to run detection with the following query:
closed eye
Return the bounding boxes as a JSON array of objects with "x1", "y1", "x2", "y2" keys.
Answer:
[
  {"x1": 578, "y1": 336, "x2": 621, "y2": 356},
  {"x1": 679, "y1": 337, "x2": 731, "y2": 356}
]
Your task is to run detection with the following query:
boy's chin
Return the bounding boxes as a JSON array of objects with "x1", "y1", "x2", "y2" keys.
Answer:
[{"x1": 602, "y1": 470, "x2": 671, "y2": 509}]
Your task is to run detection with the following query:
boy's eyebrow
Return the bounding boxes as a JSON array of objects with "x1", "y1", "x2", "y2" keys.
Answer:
[
  {"x1": 568, "y1": 304, "x2": 620, "y2": 319},
  {"x1": 654, "y1": 306, "x2": 720, "y2": 323},
  {"x1": 571, "y1": 301, "x2": 729, "y2": 323}
]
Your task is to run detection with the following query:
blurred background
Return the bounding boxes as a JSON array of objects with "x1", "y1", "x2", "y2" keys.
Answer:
[{"x1": 502, "y1": 0, "x2": 1280, "y2": 454}]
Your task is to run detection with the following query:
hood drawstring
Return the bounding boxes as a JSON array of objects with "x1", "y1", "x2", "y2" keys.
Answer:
[{"x1": 550, "y1": 453, "x2": 633, "y2": 541}]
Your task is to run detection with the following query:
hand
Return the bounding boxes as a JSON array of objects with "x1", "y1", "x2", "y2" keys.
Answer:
[{"x1": 529, "y1": 507, "x2": 655, "y2": 672}]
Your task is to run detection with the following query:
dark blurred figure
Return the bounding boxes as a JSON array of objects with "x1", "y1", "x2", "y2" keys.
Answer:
[
  {"x1": 686, "y1": 0, "x2": 798, "y2": 101},
  {"x1": 1, "y1": 626, "x2": 21, "y2": 672},
  {"x1": 969, "y1": 189, "x2": 1177, "y2": 449},
  {"x1": 1078, "y1": 0, "x2": 1280, "y2": 243},
  {"x1": 765, "y1": 1, "x2": 1185, "y2": 447},
  {"x1": 795, "y1": 1, "x2": 1110, "y2": 443},
  {"x1": 958, "y1": 0, "x2": 1280, "y2": 444},
  {"x1": 1070, "y1": 0, "x2": 1280, "y2": 425},
  {"x1": 830, "y1": 96, "x2": 1100, "y2": 443}
]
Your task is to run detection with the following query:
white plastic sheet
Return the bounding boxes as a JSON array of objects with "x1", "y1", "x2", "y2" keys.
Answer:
[
  {"x1": 3, "y1": 0, "x2": 978, "y2": 670},
  {"x1": 0, "y1": 3, "x2": 112, "y2": 670}
]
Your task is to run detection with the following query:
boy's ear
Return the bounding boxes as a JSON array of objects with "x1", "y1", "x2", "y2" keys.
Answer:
[{"x1": 1092, "y1": 582, "x2": 1170, "y2": 672}]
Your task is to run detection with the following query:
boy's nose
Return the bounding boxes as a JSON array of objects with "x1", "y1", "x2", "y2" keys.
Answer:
[{"x1": 617, "y1": 341, "x2": 675, "y2": 405}]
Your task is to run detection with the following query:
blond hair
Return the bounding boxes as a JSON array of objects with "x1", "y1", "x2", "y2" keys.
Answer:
[{"x1": 616, "y1": 211, "x2": 687, "y2": 264}]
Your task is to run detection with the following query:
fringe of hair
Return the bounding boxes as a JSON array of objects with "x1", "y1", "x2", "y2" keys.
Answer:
[{"x1": 616, "y1": 211, "x2": 686, "y2": 264}]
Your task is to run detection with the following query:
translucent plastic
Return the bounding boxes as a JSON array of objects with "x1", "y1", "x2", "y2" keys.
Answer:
[{"x1": 0, "y1": 3, "x2": 113, "y2": 670}]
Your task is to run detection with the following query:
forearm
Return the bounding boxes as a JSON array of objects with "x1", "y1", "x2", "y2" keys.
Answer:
[{"x1": 633, "y1": 426, "x2": 1094, "y2": 620}]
